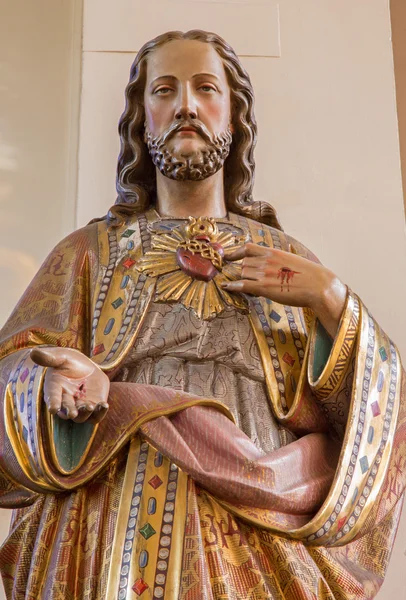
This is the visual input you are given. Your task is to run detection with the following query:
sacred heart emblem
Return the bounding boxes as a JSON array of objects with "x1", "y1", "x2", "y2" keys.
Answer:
[
  {"x1": 176, "y1": 247, "x2": 219, "y2": 281},
  {"x1": 135, "y1": 216, "x2": 248, "y2": 320}
]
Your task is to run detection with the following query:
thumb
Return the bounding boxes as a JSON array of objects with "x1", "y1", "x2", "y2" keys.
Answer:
[{"x1": 30, "y1": 347, "x2": 67, "y2": 369}]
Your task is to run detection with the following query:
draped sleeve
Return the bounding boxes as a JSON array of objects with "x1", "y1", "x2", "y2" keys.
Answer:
[{"x1": 0, "y1": 225, "x2": 99, "y2": 504}]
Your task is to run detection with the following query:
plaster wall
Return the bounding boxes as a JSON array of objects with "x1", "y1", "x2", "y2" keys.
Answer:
[
  {"x1": 0, "y1": 1, "x2": 406, "y2": 598},
  {"x1": 0, "y1": 1, "x2": 82, "y2": 598},
  {"x1": 391, "y1": 0, "x2": 406, "y2": 212}
]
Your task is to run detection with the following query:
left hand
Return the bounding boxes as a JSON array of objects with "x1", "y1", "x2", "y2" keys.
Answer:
[{"x1": 222, "y1": 243, "x2": 347, "y2": 338}]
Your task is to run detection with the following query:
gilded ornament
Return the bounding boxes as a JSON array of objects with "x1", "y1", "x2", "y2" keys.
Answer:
[{"x1": 135, "y1": 216, "x2": 248, "y2": 320}]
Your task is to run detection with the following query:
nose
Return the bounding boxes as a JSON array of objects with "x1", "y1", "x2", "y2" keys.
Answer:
[{"x1": 175, "y1": 84, "x2": 197, "y2": 121}]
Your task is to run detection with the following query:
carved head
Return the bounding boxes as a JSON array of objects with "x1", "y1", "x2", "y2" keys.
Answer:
[{"x1": 112, "y1": 30, "x2": 281, "y2": 229}]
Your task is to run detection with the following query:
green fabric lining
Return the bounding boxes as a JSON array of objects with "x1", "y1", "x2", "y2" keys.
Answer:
[
  {"x1": 312, "y1": 321, "x2": 333, "y2": 381},
  {"x1": 53, "y1": 417, "x2": 95, "y2": 472}
]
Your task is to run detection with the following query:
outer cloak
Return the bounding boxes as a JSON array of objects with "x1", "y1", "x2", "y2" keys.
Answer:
[{"x1": 0, "y1": 210, "x2": 404, "y2": 600}]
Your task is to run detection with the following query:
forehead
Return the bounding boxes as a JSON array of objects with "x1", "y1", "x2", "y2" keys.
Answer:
[{"x1": 145, "y1": 39, "x2": 228, "y2": 83}]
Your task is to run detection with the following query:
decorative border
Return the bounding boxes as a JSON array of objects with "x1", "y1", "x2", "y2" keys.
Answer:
[
  {"x1": 91, "y1": 228, "x2": 118, "y2": 345},
  {"x1": 250, "y1": 297, "x2": 288, "y2": 411},
  {"x1": 10, "y1": 352, "x2": 28, "y2": 424},
  {"x1": 283, "y1": 306, "x2": 306, "y2": 366},
  {"x1": 152, "y1": 463, "x2": 180, "y2": 599},
  {"x1": 101, "y1": 215, "x2": 152, "y2": 364},
  {"x1": 311, "y1": 294, "x2": 360, "y2": 401},
  {"x1": 117, "y1": 441, "x2": 149, "y2": 600},
  {"x1": 331, "y1": 340, "x2": 398, "y2": 544},
  {"x1": 102, "y1": 273, "x2": 148, "y2": 364},
  {"x1": 268, "y1": 228, "x2": 283, "y2": 250},
  {"x1": 306, "y1": 314, "x2": 376, "y2": 543},
  {"x1": 26, "y1": 365, "x2": 39, "y2": 469}
]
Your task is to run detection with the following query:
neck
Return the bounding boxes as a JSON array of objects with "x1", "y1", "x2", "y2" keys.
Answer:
[{"x1": 155, "y1": 168, "x2": 227, "y2": 218}]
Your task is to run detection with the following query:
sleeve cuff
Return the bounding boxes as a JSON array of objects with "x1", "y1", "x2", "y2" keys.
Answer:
[{"x1": 308, "y1": 290, "x2": 360, "y2": 402}]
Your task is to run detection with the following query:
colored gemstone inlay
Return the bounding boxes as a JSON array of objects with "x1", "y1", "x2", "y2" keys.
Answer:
[
  {"x1": 154, "y1": 452, "x2": 163, "y2": 467},
  {"x1": 352, "y1": 487, "x2": 359, "y2": 504},
  {"x1": 379, "y1": 346, "x2": 388, "y2": 362},
  {"x1": 377, "y1": 371, "x2": 384, "y2": 393},
  {"x1": 111, "y1": 297, "x2": 124, "y2": 310},
  {"x1": 122, "y1": 258, "x2": 136, "y2": 269},
  {"x1": 20, "y1": 392, "x2": 25, "y2": 413},
  {"x1": 120, "y1": 275, "x2": 130, "y2": 289},
  {"x1": 92, "y1": 343, "x2": 105, "y2": 357},
  {"x1": 104, "y1": 318, "x2": 115, "y2": 335},
  {"x1": 360, "y1": 456, "x2": 369, "y2": 474},
  {"x1": 278, "y1": 329, "x2": 287, "y2": 344},
  {"x1": 147, "y1": 497, "x2": 156, "y2": 515},
  {"x1": 282, "y1": 352, "x2": 295, "y2": 367},
  {"x1": 290, "y1": 375, "x2": 297, "y2": 393},
  {"x1": 139, "y1": 523, "x2": 156, "y2": 540},
  {"x1": 22, "y1": 426, "x2": 28, "y2": 443},
  {"x1": 132, "y1": 578, "x2": 149, "y2": 596},
  {"x1": 370, "y1": 401, "x2": 381, "y2": 417},
  {"x1": 127, "y1": 240, "x2": 135, "y2": 250},
  {"x1": 148, "y1": 475, "x2": 163, "y2": 490},
  {"x1": 367, "y1": 426, "x2": 374, "y2": 444},
  {"x1": 139, "y1": 550, "x2": 149, "y2": 568},
  {"x1": 270, "y1": 310, "x2": 281, "y2": 323},
  {"x1": 122, "y1": 229, "x2": 135, "y2": 239},
  {"x1": 337, "y1": 517, "x2": 347, "y2": 531},
  {"x1": 20, "y1": 368, "x2": 29, "y2": 384}
]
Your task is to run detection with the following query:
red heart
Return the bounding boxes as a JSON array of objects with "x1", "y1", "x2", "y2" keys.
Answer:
[
  {"x1": 176, "y1": 248, "x2": 219, "y2": 281},
  {"x1": 210, "y1": 242, "x2": 225, "y2": 258}
]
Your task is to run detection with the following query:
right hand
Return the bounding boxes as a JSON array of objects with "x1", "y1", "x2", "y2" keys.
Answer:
[{"x1": 30, "y1": 346, "x2": 110, "y2": 424}]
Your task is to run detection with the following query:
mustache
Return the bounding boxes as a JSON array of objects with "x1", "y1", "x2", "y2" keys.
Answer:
[{"x1": 159, "y1": 119, "x2": 212, "y2": 145}]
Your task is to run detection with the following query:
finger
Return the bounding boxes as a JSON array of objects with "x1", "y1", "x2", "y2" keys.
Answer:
[
  {"x1": 241, "y1": 256, "x2": 273, "y2": 269},
  {"x1": 225, "y1": 243, "x2": 273, "y2": 261},
  {"x1": 31, "y1": 347, "x2": 66, "y2": 369},
  {"x1": 71, "y1": 405, "x2": 93, "y2": 424},
  {"x1": 56, "y1": 407, "x2": 70, "y2": 421},
  {"x1": 44, "y1": 381, "x2": 63, "y2": 415},
  {"x1": 61, "y1": 392, "x2": 78, "y2": 419},
  {"x1": 241, "y1": 266, "x2": 266, "y2": 281},
  {"x1": 87, "y1": 405, "x2": 109, "y2": 425},
  {"x1": 220, "y1": 279, "x2": 263, "y2": 294}
]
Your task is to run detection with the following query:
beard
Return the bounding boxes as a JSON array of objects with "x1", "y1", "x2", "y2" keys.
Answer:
[{"x1": 144, "y1": 119, "x2": 233, "y2": 181}]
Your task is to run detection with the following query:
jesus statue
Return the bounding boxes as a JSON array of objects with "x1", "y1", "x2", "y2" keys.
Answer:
[{"x1": 0, "y1": 30, "x2": 404, "y2": 600}]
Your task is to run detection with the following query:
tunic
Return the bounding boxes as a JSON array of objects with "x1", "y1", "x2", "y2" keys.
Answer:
[{"x1": 115, "y1": 301, "x2": 296, "y2": 453}]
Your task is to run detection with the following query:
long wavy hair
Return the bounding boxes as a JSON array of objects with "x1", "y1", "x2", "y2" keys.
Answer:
[{"x1": 111, "y1": 30, "x2": 282, "y2": 230}]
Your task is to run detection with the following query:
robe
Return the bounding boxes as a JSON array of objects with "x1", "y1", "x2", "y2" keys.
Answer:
[{"x1": 0, "y1": 209, "x2": 404, "y2": 600}]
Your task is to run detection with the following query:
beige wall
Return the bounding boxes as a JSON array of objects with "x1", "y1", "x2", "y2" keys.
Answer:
[
  {"x1": 0, "y1": 1, "x2": 83, "y2": 599},
  {"x1": 391, "y1": 0, "x2": 406, "y2": 212},
  {"x1": 1, "y1": 0, "x2": 406, "y2": 597}
]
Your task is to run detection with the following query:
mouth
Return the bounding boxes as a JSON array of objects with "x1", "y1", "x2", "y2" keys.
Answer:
[{"x1": 177, "y1": 126, "x2": 199, "y2": 134}]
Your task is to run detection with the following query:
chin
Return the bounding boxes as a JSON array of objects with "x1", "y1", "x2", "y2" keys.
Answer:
[{"x1": 170, "y1": 140, "x2": 205, "y2": 157}]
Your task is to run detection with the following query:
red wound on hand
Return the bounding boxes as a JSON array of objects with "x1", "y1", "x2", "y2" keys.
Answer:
[{"x1": 277, "y1": 267, "x2": 301, "y2": 292}]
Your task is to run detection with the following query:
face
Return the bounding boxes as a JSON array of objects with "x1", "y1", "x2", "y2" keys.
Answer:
[{"x1": 143, "y1": 39, "x2": 233, "y2": 180}]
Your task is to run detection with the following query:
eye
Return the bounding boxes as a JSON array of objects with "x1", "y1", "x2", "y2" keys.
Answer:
[
  {"x1": 198, "y1": 84, "x2": 217, "y2": 93},
  {"x1": 154, "y1": 86, "x2": 173, "y2": 95}
]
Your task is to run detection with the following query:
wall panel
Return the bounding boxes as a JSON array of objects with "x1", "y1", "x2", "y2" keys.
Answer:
[{"x1": 0, "y1": 1, "x2": 83, "y2": 598}]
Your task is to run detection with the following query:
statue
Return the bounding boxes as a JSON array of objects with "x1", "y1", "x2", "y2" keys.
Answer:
[{"x1": 0, "y1": 30, "x2": 404, "y2": 600}]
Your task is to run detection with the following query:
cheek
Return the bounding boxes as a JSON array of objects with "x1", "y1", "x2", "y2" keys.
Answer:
[
  {"x1": 144, "y1": 102, "x2": 171, "y2": 134},
  {"x1": 203, "y1": 99, "x2": 231, "y2": 130}
]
